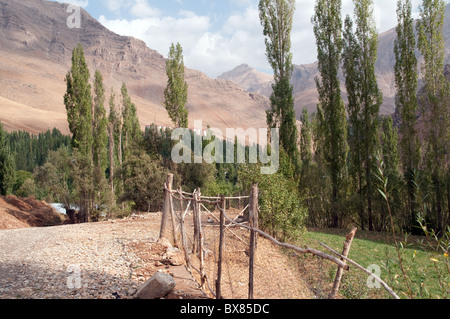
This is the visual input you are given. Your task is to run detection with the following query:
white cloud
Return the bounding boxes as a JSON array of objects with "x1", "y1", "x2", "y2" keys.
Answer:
[
  {"x1": 97, "y1": 0, "x2": 425, "y2": 78},
  {"x1": 64, "y1": 0, "x2": 89, "y2": 7}
]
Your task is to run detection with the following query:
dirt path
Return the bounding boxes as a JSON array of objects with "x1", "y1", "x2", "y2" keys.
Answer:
[{"x1": 0, "y1": 212, "x2": 314, "y2": 299}]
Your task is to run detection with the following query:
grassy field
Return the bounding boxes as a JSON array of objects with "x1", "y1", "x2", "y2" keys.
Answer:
[{"x1": 294, "y1": 228, "x2": 449, "y2": 299}]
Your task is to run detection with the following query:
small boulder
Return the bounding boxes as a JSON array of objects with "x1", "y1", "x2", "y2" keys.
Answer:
[
  {"x1": 165, "y1": 247, "x2": 185, "y2": 266},
  {"x1": 134, "y1": 272, "x2": 176, "y2": 299},
  {"x1": 157, "y1": 237, "x2": 173, "y2": 249}
]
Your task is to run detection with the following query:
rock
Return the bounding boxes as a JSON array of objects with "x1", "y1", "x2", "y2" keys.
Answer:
[
  {"x1": 165, "y1": 248, "x2": 185, "y2": 266},
  {"x1": 157, "y1": 237, "x2": 173, "y2": 249},
  {"x1": 134, "y1": 272, "x2": 176, "y2": 299}
]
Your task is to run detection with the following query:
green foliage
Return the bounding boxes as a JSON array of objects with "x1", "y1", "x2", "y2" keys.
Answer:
[
  {"x1": 164, "y1": 42, "x2": 189, "y2": 128},
  {"x1": 313, "y1": 0, "x2": 349, "y2": 228},
  {"x1": 34, "y1": 146, "x2": 73, "y2": 208},
  {"x1": 13, "y1": 170, "x2": 33, "y2": 194},
  {"x1": 0, "y1": 123, "x2": 15, "y2": 196},
  {"x1": 417, "y1": 0, "x2": 449, "y2": 233},
  {"x1": 93, "y1": 70, "x2": 109, "y2": 172},
  {"x1": 64, "y1": 44, "x2": 93, "y2": 157},
  {"x1": 7, "y1": 128, "x2": 71, "y2": 172},
  {"x1": 239, "y1": 150, "x2": 307, "y2": 241},
  {"x1": 121, "y1": 82, "x2": 142, "y2": 163},
  {"x1": 121, "y1": 151, "x2": 167, "y2": 212},
  {"x1": 16, "y1": 178, "x2": 36, "y2": 198},
  {"x1": 259, "y1": 0, "x2": 300, "y2": 173},
  {"x1": 343, "y1": 0, "x2": 383, "y2": 231}
]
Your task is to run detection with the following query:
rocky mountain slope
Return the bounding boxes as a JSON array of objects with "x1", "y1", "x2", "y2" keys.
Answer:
[
  {"x1": 219, "y1": 4, "x2": 450, "y2": 117},
  {"x1": 0, "y1": 0, "x2": 270, "y2": 135}
]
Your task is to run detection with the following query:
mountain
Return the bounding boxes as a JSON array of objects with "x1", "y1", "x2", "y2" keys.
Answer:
[
  {"x1": 219, "y1": 4, "x2": 450, "y2": 117},
  {"x1": 0, "y1": 0, "x2": 270, "y2": 135}
]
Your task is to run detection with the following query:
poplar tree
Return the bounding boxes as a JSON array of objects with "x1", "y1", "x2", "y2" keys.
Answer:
[
  {"x1": 64, "y1": 44, "x2": 94, "y2": 222},
  {"x1": 343, "y1": 0, "x2": 383, "y2": 231},
  {"x1": 121, "y1": 82, "x2": 141, "y2": 163},
  {"x1": 313, "y1": 0, "x2": 349, "y2": 228},
  {"x1": 417, "y1": 0, "x2": 449, "y2": 232},
  {"x1": 394, "y1": 0, "x2": 420, "y2": 228},
  {"x1": 300, "y1": 109, "x2": 313, "y2": 170},
  {"x1": 164, "y1": 42, "x2": 189, "y2": 128},
  {"x1": 92, "y1": 70, "x2": 111, "y2": 215},
  {"x1": 259, "y1": 0, "x2": 300, "y2": 173},
  {"x1": 108, "y1": 89, "x2": 118, "y2": 193},
  {"x1": 64, "y1": 44, "x2": 93, "y2": 157},
  {"x1": 93, "y1": 70, "x2": 108, "y2": 173}
]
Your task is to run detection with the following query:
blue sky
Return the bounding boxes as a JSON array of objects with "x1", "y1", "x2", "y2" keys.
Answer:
[{"x1": 61, "y1": 0, "x2": 424, "y2": 78}]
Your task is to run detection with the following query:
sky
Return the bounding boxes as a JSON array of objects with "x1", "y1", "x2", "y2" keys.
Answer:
[{"x1": 62, "y1": 0, "x2": 425, "y2": 78}]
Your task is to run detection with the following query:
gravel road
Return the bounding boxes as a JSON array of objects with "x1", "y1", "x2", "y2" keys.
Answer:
[{"x1": 0, "y1": 214, "x2": 161, "y2": 299}]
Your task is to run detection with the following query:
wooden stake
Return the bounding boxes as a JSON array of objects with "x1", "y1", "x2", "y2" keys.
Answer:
[
  {"x1": 328, "y1": 227, "x2": 357, "y2": 299},
  {"x1": 248, "y1": 184, "x2": 258, "y2": 299},
  {"x1": 216, "y1": 195, "x2": 225, "y2": 299},
  {"x1": 159, "y1": 174, "x2": 174, "y2": 241}
]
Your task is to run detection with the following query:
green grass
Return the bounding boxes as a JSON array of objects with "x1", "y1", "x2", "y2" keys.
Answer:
[{"x1": 296, "y1": 228, "x2": 449, "y2": 299}]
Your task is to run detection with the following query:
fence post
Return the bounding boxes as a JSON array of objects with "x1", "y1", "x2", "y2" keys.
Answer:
[
  {"x1": 328, "y1": 227, "x2": 357, "y2": 299},
  {"x1": 192, "y1": 190, "x2": 199, "y2": 254},
  {"x1": 248, "y1": 183, "x2": 258, "y2": 299},
  {"x1": 160, "y1": 173, "x2": 174, "y2": 242},
  {"x1": 216, "y1": 195, "x2": 226, "y2": 299}
]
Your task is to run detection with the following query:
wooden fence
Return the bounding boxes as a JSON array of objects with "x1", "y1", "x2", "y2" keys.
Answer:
[{"x1": 159, "y1": 174, "x2": 400, "y2": 300}]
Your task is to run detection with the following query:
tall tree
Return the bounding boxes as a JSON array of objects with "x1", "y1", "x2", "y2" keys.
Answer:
[
  {"x1": 380, "y1": 116, "x2": 402, "y2": 229},
  {"x1": 343, "y1": 0, "x2": 383, "y2": 231},
  {"x1": 0, "y1": 123, "x2": 15, "y2": 196},
  {"x1": 394, "y1": 0, "x2": 420, "y2": 229},
  {"x1": 108, "y1": 88, "x2": 119, "y2": 193},
  {"x1": 92, "y1": 70, "x2": 108, "y2": 173},
  {"x1": 64, "y1": 44, "x2": 94, "y2": 222},
  {"x1": 64, "y1": 44, "x2": 94, "y2": 157},
  {"x1": 121, "y1": 82, "x2": 141, "y2": 163},
  {"x1": 417, "y1": 0, "x2": 449, "y2": 232},
  {"x1": 312, "y1": 0, "x2": 349, "y2": 228},
  {"x1": 299, "y1": 109, "x2": 313, "y2": 170},
  {"x1": 92, "y1": 70, "x2": 111, "y2": 214},
  {"x1": 164, "y1": 42, "x2": 189, "y2": 128},
  {"x1": 259, "y1": 0, "x2": 300, "y2": 173}
]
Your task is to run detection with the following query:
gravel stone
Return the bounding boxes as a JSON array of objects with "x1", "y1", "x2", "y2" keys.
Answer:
[{"x1": 0, "y1": 214, "x2": 161, "y2": 299}]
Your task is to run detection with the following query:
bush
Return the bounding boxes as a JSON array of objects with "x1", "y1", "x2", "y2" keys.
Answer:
[
  {"x1": 239, "y1": 161, "x2": 308, "y2": 241},
  {"x1": 121, "y1": 151, "x2": 167, "y2": 212}
]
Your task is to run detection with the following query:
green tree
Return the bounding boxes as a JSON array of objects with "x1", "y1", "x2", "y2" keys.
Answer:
[
  {"x1": 394, "y1": 0, "x2": 420, "y2": 229},
  {"x1": 121, "y1": 83, "x2": 141, "y2": 163},
  {"x1": 64, "y1": 44, "x2": 94, "y2": 222},
  {"x1": 34, "y1": 146, "x2": 73, "y2": 210},
  {"x1": 417, "y1": 0, "x2": 449, "y2": 232},
  {"x1": 92, "y1": 70, "x2": 112, "y2": 215},
  {"x1": 379, "y1": 116, "x2": 402, "y2": 230},
  {"x1": 299, "y1": 109, "x2": 313, "y2": 170},
  {"x1": 108, "y1": 88, "x2": 119, "y2": 193},
  {"x1": 121, "y1": 151, "x2": 167, "y2": 212},
  {"x1": 64, "y1": 44, "x2": 94, "y2": 157},
  {"x1": 0, "y1": 123, "x2": 15, "y2": 196},
  {"x1": 313, "y1": 0, "x2": 349, "y2": 228},
  {"x1": 259, "y1": 0, "x2": 300, "y2": 173},
  {"x1": 164, "y1": 42, "x2": 189, "y2": 128},
  {"x1": 93, "y1": 71, "x2": 108, "y2": 173},
  {"x1": 343, "y1": 0, "x2": 383, "y2": 231}
]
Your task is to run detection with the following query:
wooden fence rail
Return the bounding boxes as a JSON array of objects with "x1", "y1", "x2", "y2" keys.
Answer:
[{"x1": 158, "y1": 174, "x2": 399, "y2": 300}]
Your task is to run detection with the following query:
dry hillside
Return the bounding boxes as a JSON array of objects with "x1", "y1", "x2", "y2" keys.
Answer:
[{"x1": 0, "y1": 0, "x2": 270, "y2": 135}]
